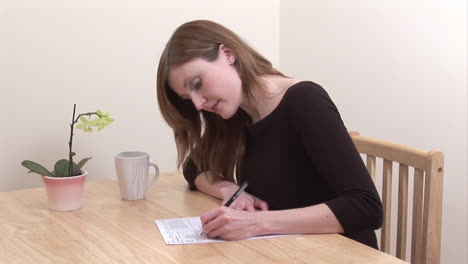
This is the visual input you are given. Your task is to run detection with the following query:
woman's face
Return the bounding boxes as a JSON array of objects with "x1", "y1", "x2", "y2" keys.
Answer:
[{"x1": 168, "y1": 45, "x2": 243, "y2": 119}]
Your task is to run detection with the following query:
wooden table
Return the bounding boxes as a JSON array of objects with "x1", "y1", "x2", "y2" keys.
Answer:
[{"x1": 0, "y1": 172, "x2": 408, "y2": 263}]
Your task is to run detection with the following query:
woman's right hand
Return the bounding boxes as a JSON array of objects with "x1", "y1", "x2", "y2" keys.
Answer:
[{"x1": 220, "y1": 183, "x2": 269, "y2": 212}]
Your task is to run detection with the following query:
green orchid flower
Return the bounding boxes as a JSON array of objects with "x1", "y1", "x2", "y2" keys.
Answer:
[{"x1": 76, "y1": 110, "x2": 114, "y2": 133}]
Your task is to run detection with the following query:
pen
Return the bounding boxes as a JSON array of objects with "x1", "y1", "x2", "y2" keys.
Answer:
[
  {"x1": 223, "y1": 181, "x2": 249, "y2": 207},
  {"x1": 200, "y1": 181, "x2": 249, "y2": 236}
]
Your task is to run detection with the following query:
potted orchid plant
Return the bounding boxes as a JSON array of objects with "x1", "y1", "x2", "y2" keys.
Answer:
[{"x1": 21, "y1": 104, "x2": 114, "y2": 211}]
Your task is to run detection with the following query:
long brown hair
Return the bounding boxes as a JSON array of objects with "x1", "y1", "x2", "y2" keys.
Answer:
[{"x1": 157, "y1": 20, "x2": 284, "y2": 183}]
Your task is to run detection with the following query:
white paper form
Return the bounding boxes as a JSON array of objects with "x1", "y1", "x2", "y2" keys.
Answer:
[
  {"x1": 155, "y1": 217, "x2": 223, "y2": 245},
  {"x1": 155, "y1": 217, "x2": 293, "y2": 245}
]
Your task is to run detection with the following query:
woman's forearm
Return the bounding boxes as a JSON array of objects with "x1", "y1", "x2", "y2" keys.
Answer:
[
  {"x1": 257, "y1": 203, "x2": 344, "y2": 236},
  {"x1": 193, "y1": 172, "x2": 239, "y2": 200},
  {"x1": 194, "y1": 174, "x2": 344, "y2": 237}
]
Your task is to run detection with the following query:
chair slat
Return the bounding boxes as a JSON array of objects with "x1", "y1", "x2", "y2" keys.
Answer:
[
  {"x1": 396, "y1": 164, "x2": 409, "y2": 260},
  {"x1": 366, "y1": 155, "x2": 376, "y2": 182},
  {"x1": 411, "y1": 168, "x2": 424, "y2": 264},
  {"x1": 381, "y1": 159, "x2": 392, "y2": 253}
]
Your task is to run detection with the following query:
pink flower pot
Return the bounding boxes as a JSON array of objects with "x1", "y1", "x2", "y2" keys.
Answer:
[{"x1": 42, "y1": 171, "x2": 87, "y2": 211}]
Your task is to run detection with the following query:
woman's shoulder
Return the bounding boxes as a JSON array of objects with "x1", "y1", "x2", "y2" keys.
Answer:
[
  {"x1": 283, "y1": 81, "x2": 331, "y2": 106},
  {"x1": 278, "y1": 81, "x2": 343, "y2": 136}
]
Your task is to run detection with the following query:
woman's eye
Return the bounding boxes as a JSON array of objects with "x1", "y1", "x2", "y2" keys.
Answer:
[{"x1": 191, "y1": 79, "x2": 202, "y2": 91}]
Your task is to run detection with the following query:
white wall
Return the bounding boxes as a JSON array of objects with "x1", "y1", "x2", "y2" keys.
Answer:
[
  {"x1": 280, "y1": 1, "x2": 467, "y2": 264},
  {"x1": 0, "y1": 0, "x2": 280, "y2": 190}
]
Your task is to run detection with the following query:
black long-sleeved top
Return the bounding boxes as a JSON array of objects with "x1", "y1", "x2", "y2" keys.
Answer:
[{"x1": 183, "y1": 81, "x2": 383, "y2": 249}]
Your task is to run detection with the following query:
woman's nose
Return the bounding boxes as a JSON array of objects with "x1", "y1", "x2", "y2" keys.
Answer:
[{"x1": 191, "y1": 93, "x2": 207, "y2": 111}]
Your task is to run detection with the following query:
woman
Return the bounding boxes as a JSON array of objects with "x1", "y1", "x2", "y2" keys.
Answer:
[{"x1": 156, "y1": 20, "x2": 382, "y2": 249}]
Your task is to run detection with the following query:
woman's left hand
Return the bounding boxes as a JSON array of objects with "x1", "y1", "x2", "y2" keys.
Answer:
[{"x1": 200, "y1": 206, "x2": 264, "y2": 240}]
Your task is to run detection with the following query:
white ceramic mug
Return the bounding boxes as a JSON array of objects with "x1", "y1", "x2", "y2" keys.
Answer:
[{"x1": 114, "y1": 151, "x2": 159, "y2": 200}]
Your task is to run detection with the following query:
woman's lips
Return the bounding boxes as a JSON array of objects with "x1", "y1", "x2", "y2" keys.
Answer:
[{"x1": 210, "y1": 101, "x2": 220, "y2": 112}]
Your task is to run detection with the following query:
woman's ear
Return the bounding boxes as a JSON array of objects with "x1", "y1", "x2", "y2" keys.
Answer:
[{"x1": 219, "y1": 44, "x2": 236, "y2": 65}]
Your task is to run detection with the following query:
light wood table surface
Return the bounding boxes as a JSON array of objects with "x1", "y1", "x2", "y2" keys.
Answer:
[{"x1": 0, "y1": 172, "x2": 408, "y2": 264}]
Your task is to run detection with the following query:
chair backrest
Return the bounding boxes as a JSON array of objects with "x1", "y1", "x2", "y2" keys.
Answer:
[{"x1": 349, "y1": 132, "x2": 444, "y2": 264}]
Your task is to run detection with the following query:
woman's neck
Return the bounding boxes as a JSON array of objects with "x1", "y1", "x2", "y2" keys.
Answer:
[{"x1": 240, "y1": 76, "x2": 301, "y2": 124}]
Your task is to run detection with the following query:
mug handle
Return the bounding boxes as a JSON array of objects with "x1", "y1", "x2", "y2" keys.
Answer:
[{"x1": 147, "y1": 162, "x2": 159, "y2": 190}]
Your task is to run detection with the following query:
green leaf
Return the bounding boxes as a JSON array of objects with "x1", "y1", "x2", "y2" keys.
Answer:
[
  {"x1": 21, "y1": 160, "x2": 54, "y2": 177},
  {"x1": 54, "y1": 159, "x2": 71, "y2": 177},
  {"x1": 54, "y1": 159, "x2": 82, "y2": 176},
  {"x1": 71, "y1": 163, "x2": 80, "y2": 175},
  {"x1": 75, "y1": 157, "x2": 92, "y2": 174}
]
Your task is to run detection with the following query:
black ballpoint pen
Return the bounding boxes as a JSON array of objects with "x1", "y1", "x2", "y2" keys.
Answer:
[
  {"x1": 223, "y1": 181, "x2": 249, "y2": 207},
  {"x1": 200, "y1": 181, "x2": 249, "y2": 236}
]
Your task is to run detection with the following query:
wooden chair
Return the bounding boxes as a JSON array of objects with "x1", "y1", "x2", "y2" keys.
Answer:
[{"x1": 349, "y1": 132, "x2": 444, "y2": 264}]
